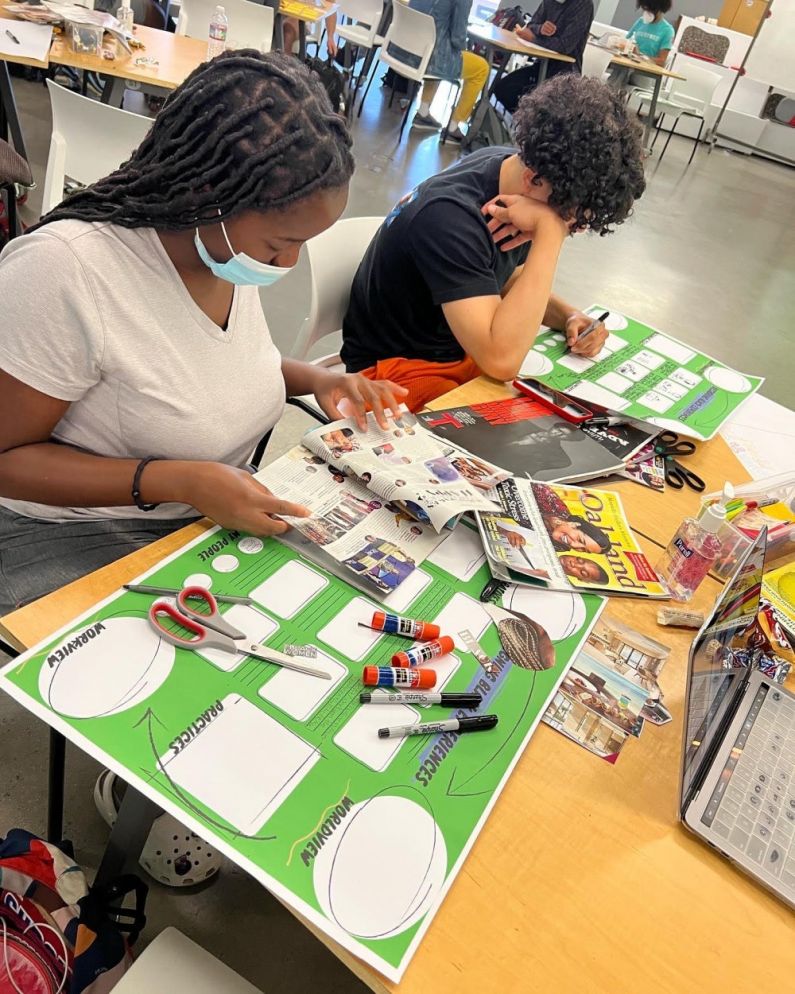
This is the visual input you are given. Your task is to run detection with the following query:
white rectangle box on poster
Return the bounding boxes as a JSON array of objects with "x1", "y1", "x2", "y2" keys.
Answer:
[
  {"x1": 194, "y1": 605, "x2": 278, "y2": 672},
  {"x1": 317, "y1": 597, "x2": 384, "y2": 660},
  {"x1": 334, "y1": 703, "x2": 420, "y2": 771},
  {"x1": 259, "y1": 647, "x2": 347, "y2": 721},
  {"x1": 160, "y1": 694, "x2": 320, "y2": 835},
  {"x1": 250, "y1": 561, "x2": 328, "y2": 619}
]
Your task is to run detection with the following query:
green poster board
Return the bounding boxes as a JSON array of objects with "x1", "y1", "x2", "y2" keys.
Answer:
[
  {"x1": 521, "y1": 307, "x2": 763, "y2": 441},
  {"x1": 0, "y1": 525, "x2": 602, "y2": 981}
]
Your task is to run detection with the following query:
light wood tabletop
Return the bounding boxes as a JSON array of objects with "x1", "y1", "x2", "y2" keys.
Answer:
[
  {"x1": 589, "y1": 42, "x2": 686, "y2": 81},
  {"x1": 467, "y1": 22, "x2": 575, "y2": 65},
  {"x1": 0, "y1": 12, "x2": 50, "y2": 69},
  {"x1": 280, "y1": 0, "x2": 337, "y2": 24},
  {"x1": 50, "y1": 24, "x2": 208, "y2": 90},
  {"x1": 3, "y1": 377, "x2": 792, "y2": 993}
]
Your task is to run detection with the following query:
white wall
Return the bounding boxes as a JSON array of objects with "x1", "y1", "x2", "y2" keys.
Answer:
[{"x1": 744, "y1": 0, "x2": 795, "y2": 89}]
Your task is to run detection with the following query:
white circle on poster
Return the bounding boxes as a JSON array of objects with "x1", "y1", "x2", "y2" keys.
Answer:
[
  {"x1": 238, "y1": 537, "x2": 264, "y2": 555},
  {"x1": 39, "y1": 617, "x2": 175, "y2": 719},
  {"x1": 313, "y1": 794, "x2": 447, "y2": 939},
  {"x1": 600, "y1": 312, "x2": 628, "y2": 331},
  {"x1": 647, "y1": 416, "x2": 695, "y2": 435},
  {"x1": 211, "y1": 555, "x2": 239, "y2": 573},
  {"x1": 183, "y1": 573, "x2": 213, "y2": 590},
  {"x1": 503, "y1": 586, "x2": 586, "y2": 642},
  {"x1": 520, "y1": 352, "x2": 553, "y2": 376},
  {"x1": 704, "y1": 366, "x2": 752, "y2": 394}
]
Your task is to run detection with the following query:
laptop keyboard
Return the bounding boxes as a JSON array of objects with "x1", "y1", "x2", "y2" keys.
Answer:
[{"x1": 701, "y1": 684, "x2": 795, "y2": 890}]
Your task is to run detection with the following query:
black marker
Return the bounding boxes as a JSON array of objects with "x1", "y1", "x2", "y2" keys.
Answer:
[
  {"x1": 360, "y1": 692, "x2": 482, "y2": 707},
  {"x1": 378, "y1": 715, "x2": 498, "y2": 739},
  {"x1": 572, "y1": 310, "x2": 610, "y2": 348}
]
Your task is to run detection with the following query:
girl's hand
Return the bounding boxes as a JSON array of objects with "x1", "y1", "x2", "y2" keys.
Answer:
[
  {"x1": 313, "y1": 372, "x2": 408, "y2": 430},
  {"x1": 183, "y1": 463, "x2": 310, "y2": 536}
]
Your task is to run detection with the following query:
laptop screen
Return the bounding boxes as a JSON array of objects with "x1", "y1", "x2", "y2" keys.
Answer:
[{"x1": 679, "y1": 529, "x2": 768, "y2": 809}]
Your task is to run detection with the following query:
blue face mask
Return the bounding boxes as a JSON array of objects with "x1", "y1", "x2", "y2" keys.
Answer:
[{"x1": 194, "y1": 221, "x2": 292, "y2": 287}]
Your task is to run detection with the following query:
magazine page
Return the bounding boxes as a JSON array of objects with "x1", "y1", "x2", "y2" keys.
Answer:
[
  {"x1": 476, "y1": 479, "x2": 567, "y2": 587},
  {"x1": 417, "y1": 397, "x2": 623, "y2": 484},
  {"x1": 478, "y1": 479, "x2": 669, "y2": 598},
  {"x1": 253, "y1": 447, "x2": 443, "y2": 594},
  {"x1": 301, "y1": 412, "x2": 504, "y2": 532},
  {"x1": 530, "y1": 481, "x2": 669, "y2": 597},
  {"x1": 542, "y1": 615, "x2": 672, "y2": 763}
]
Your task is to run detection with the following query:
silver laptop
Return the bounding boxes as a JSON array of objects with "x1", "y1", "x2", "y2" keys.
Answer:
[{"x1": 680, "y1": 527, "x2": 795, "y2": 908}]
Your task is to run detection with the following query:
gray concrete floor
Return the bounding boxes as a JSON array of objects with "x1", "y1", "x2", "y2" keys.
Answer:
[{"x1": 2, "y1": 66, "x2": 795, "y2": 992}]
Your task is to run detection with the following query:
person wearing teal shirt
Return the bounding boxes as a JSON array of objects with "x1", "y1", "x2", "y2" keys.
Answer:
[
  {"x1": 627, "y1": 0, "x2": 675, "y2": 64},
  {"x1": 609, "y1": 0, "x2": 674, "y2": 90}
]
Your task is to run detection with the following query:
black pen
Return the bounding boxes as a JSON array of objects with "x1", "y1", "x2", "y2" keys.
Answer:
[
  {"x1": 571, "y1": 310, "x2": 609, "y2": 348},
  {"x1": 378, "y1": 715, "x2": 499, "y2": 739},
  {"x1": 5, "y1": 29, "x2": 21, "y2": 44}
]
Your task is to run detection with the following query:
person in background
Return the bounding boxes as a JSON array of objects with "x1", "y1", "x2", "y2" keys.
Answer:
[
  {"x1": 608, "y1": 0, "x2": 674, "y2": 90},
  {"x1": 627, "y1": 0, "x2": 674, "y2": 66},
  {"x1": 492, "y1": 0, "x2": 594, "y2": 114},
  {"x1": 283, "y1": 12, "x2": 338, "y2": 60},
  {"x1": 408, "y1": 0, "x2": 490, "y2": 143},
  {"x1": 342, "y1": 75, "x2": 645, "y2": 411}
]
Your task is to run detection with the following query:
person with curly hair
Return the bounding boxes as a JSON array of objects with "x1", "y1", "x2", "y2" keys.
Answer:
[
  {"x1": 492, "y1": 0, "x2": 595, "y2": 115},
  {"x1": 341, "y1": 74, "x2": 645, "y2": 410}
]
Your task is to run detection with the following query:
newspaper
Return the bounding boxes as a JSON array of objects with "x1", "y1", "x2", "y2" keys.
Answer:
[
  {"x1": 254, "y1": 412, "x2": 506, "y2": 595},
  {"x1": 476, "y1": 478, "x2": 669, "y2": 598}
]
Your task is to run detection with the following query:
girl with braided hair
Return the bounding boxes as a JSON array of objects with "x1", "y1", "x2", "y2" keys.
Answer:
[{"x1": 0, "y1": 50, "x2": 407, "y2": 615}]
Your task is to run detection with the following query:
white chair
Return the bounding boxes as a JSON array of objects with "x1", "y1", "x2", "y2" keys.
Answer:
[
  {"x1": 255, "y1": 214, "x2": 385, "y2": 444},
  {"x1": 637, "y1": 65, "x2": 722, "y2": 165},
  {"x1": 333, "y1": 0, "x2": 384, "y2": 113},
  {"x1": 112, "y1": 928, "x2": 263, "y2": 993},
  {"x1": 291, "y1": 214, "x2": 384, "y2": 366},
  {"x1": 177, "y1": 0, "x2": 273, "y2": 52},
  {"x1": 358, "y1": 2, "x2": 435, "y2": 140},
  {"x1": 581, "y1": 44, "x2": 613, "y2": 80},
  {"x1": 41, "y1": 81, "x2": 152, "y2": 215}
]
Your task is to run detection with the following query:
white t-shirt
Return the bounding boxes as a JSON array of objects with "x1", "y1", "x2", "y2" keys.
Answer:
[{"x1": 0, "y1": 220, "x2": 286, "y2": 520}]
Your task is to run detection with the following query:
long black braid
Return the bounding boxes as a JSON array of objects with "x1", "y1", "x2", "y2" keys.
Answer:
[{"x1": 33, "y1": 49, "x2": 354, "y2": 231}]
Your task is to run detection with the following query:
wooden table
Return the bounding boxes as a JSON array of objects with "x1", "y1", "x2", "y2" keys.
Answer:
[
  {"x1": 3, "y1": 377, "x2": 793, "y2": 994},
  {"x1": 588, "y1": 41, "x2": 686, "y2": 153},
  {"x1": 464, "y1": 22, "x2": 575, "y2": 150}
]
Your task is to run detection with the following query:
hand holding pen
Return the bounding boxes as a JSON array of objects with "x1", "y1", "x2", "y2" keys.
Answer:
[{"x1": 565, "y1": 310, "x2": 609, "y2": 357}]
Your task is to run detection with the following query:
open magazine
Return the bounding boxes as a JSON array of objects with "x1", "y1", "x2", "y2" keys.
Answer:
[
  {"x1": 476, "y1": 478, "x2": 669, "y2": 598},
  {"x1": 254, "y1": 412, "x2": 507, "y2": 595}
]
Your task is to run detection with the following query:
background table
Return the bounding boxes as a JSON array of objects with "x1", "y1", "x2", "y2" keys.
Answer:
[
  {"x1": 464, "y1": 23, "x2": 574, "y2": 150},
  {"x1": 588, "y1": 41, "x2": 686, "y2": 153},
  {"x1": 1, "y1": 377, "x2": 793, "y2": 994}
]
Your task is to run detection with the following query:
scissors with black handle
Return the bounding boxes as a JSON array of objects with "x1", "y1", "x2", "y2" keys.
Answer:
[{"x1": 653, "y1": 431, "x2": 705, "y2": 492}]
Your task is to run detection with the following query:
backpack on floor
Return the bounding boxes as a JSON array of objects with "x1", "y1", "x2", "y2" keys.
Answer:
[
  {"x1": 0, "y1": 828, "x2": 147, "y2": 994},
  {"x1": 465, "y1": 104, "x2": 514, "y2": 152},
  {"x1": 303, "y1": 55, "x2": 346, "y2": 114}
]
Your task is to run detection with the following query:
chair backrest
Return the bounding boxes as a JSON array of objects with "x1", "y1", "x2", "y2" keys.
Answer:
[
  {"x1": 177, "y1": 0, "x2": 273, "y2": 51},
  {"x1": 379, "y1": 2, "x2": 435, "y2": 82},
  {"x1": 581, "y1": 44, "x2": 613, "y2": 79},
  {"x1": 670, "y1": 65, "x2": 723, "y2": 112},
  {"x1": 336, "y1": 0, "x2": 384, "y2": 44},
  {"x1": 41, "y1": 80, "x2": 152, "y2": 215},
  {"x1": 678, "y1": 24, "x2": 729, "y2": 64},
  {"x1": 290, "y1": 215, "x2": 385, "y2": 362}
]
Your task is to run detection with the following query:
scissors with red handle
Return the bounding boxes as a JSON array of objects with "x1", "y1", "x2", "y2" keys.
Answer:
[{"x1": 148, "y1": 586, "x2": 331, "y2": 680}]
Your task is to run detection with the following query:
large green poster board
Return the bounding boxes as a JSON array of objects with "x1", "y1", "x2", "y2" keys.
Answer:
[
  {"x1": 521, "y1": 306, "x2": 763, "y2": 441},
  {"x1": 0, "y1": 525, "x2": 602, "y2": 980}
]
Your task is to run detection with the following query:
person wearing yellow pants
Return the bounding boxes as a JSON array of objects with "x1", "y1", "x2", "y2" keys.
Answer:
[{"x1": 409, "y1": 0, "x2": 490, "y2": 143}]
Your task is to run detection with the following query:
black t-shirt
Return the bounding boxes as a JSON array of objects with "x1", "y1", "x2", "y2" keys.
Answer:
[{"x1": 341, "y1": 147, "x2": 531, "y2": 373}]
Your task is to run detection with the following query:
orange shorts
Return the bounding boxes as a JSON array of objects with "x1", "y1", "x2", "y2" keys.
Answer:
[{"x1": 359, "y1": 356, "x2": 481, "y2": 412}]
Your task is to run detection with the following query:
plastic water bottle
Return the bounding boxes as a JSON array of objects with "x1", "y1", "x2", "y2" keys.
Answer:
[
  {"x1": 207, "y1": 5, "x2": 228, "y2": 59},
  {"x1": 116, "y1": 0, "x2": 133, "y2": 33}
]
